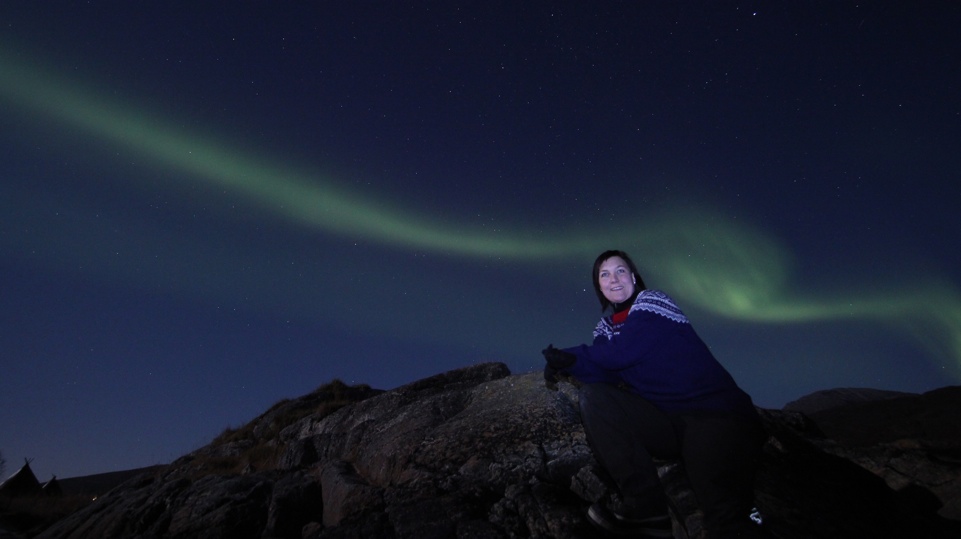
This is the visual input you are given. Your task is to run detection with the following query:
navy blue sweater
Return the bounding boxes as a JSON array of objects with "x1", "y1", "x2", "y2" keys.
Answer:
[{"x1": 563, "y1": 290, "x2": 756, "y2": 417}]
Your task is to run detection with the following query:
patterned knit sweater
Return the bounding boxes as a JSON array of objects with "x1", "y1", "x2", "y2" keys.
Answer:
[{"x1": 563, "y1": 289, "x2": 756, "y2": 416}]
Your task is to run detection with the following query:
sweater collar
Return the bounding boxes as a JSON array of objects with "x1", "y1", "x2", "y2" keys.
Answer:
[{"x1": 609, "y1": 289, "x2": 641, "y2": 324}]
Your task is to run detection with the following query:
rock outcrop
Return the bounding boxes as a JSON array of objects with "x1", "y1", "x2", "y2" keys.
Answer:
[
  {"x1": 801, "y1": 386, "x2": 961, "y2": 521},
  {"x1": 35, "y1": 363, "x2": 961, "y2": 539}
]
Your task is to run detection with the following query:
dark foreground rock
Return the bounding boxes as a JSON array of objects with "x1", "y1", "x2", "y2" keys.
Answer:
[
  {"x1": 35, "y1": 364, "x2": 961, "y2": 539},
  {"x1": 801, "y1": 386, "x2": 961, "y2": 521}
]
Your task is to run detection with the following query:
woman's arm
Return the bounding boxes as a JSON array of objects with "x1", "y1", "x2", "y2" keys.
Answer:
[{"x1": 563, "y1": 310, "x2": 674, "y2": 376}]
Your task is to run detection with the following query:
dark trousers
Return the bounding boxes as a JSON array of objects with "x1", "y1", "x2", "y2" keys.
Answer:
[{"x1": 579, "y1": 383, "x2": 765, "y2": 538}]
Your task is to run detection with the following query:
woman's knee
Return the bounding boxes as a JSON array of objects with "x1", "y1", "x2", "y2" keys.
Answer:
[
  {"x1": 578, "y1": 382, "x2": 602, "y2": 402},
  {"x1": 578, "y1": 383, "x2": 664, "y2": 425},
  {"x1": 578, "y1": 383, "x2": 615, "y2": 417}
]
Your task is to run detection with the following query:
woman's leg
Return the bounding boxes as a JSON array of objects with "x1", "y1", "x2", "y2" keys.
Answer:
[
  {"x1": 676, "y1": 411, "x2": 765, "y2": 538},
  {"x1": 578, "y1": 383, "x2": 678, "y2": 511}
]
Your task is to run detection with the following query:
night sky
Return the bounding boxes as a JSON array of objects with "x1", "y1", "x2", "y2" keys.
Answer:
[{"x1": 2, "y1": 2, "x2": 959, "y2": 481}]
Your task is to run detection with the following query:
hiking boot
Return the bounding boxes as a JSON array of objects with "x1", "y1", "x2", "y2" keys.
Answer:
[{"x1": 587, "y1": 501, "x2": 673, "y2": 537}]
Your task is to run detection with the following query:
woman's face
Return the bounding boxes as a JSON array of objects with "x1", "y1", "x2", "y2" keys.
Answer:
[{"x1": 597, "y1": 256, "x2": 635, "y2": 305}]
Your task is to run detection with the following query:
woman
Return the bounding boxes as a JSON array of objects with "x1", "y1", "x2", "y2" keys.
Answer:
[{"x1": 543, "y1": 250, "x2": 766, "y2": 538}]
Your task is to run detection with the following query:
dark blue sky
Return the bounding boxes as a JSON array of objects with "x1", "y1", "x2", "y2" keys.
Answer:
[{"x1": 2, "y1": 2, "x2": 960, "y2": 480}]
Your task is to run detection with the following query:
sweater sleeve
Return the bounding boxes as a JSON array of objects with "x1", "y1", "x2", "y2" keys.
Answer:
[
  {"x1": 563, "y1": 308, "x2": 673, "y2": 378},
  {"x1": 559, "y1": 327, "x2": 623, "y2": 385}
]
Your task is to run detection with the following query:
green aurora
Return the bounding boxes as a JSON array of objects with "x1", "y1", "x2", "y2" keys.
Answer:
[{"x1": 2, "y1": 48, "x2": 959, "y2": 376}]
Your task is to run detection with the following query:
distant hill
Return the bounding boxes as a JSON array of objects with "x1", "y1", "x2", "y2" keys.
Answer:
[
  {"x1": 805, "y1": 385, "x2": 961, "y2": 448},
  {"x1": 783, "y1": 387, "x2": 913, "y2": 415},
  {"x1": 57, "y1": 466, "x2": 167, "y2": 498}
]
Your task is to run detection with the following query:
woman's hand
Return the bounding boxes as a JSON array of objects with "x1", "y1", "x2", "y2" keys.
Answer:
[
  {"x1": 542, "y1": 344, "x2": 577, "y2": 390},
  {"x1": 542, "y1": 344, "x2": 577, "y2": 369}
]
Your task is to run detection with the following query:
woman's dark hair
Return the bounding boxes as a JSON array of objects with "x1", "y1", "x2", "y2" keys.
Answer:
[{"x1": 592, "y1": 250, "x2": 647, "y2": 312}]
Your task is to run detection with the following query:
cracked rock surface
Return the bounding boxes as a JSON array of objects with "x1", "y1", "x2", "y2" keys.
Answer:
[{"x1": 36, "y1": 363, "x2": 961, "y2": 538}]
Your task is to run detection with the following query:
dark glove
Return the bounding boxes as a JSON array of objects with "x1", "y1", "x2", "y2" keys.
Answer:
[
  {"x1": 542, "y1": 344, "x2": 577, "y2": 369},
  {"x1": 544, "y1": 363, "x2": 560, "y2": 391},
  {"x1": 542, "y1": 344, "x2": 576, "y2": 391}
]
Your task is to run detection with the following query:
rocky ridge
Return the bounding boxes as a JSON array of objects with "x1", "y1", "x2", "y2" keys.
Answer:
[{"x1": 32, "y1": 363, "x2": 961, "y2": 539}]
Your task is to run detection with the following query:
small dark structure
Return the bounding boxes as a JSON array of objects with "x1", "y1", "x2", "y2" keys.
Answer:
[
  {"x1": 0, "y1": 459, "x2": 41, "y2": 497},
  {"x1": 41, "y1": 476, "x2": 63, "y2": 497}
]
